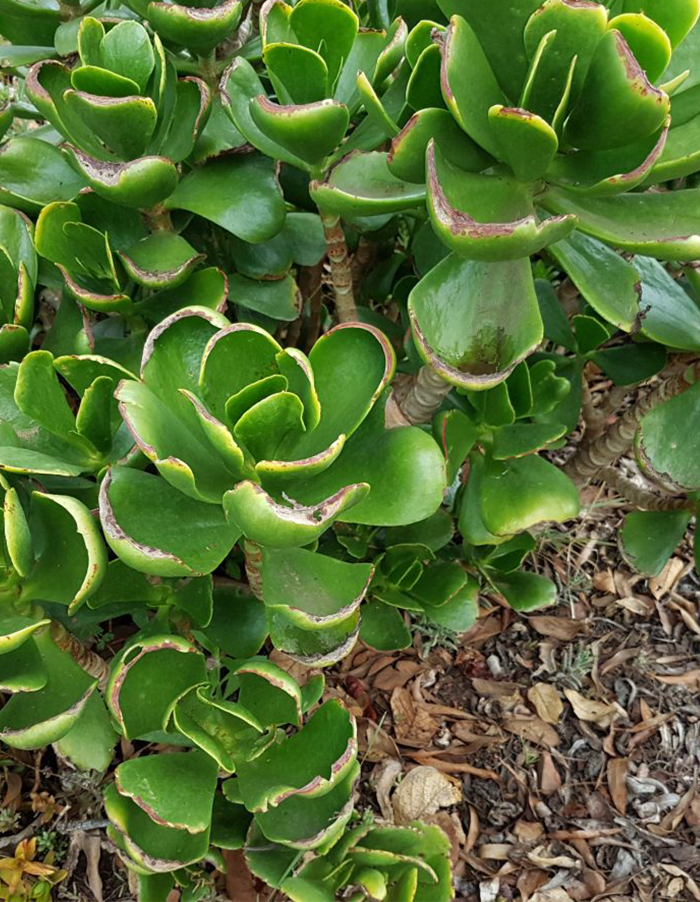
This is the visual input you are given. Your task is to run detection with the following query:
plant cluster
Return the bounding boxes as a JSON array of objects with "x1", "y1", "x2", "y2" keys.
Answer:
[{"x1": 1, "y1": 0, "x2": 700, "y2": 897}]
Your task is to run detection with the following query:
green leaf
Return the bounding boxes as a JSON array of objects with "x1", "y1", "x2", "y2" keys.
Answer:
[
  {"x1": 491, "y1": 570, "x2": 557, "y2": 611},
  {"x1": 433, "y1": 409, "x2": 478, "y2": 483},
  {"x1": 250, "y1": 98, "x2": 349, "y2": 167},
  {"x1": 548, "y1": 232, "x2": 640, "y2": 332},
  {"x1": 565, "y1": 30, "x2": 669, "y2": 150},
  {"x1": 264, "y1": 42, "x2": 328, "y2": 105},
  {"x1": 104, "y1": 783, "x2": 210, "y2": 873},
  {"x1": 203, "y1": 584, "x2": 267, "y2": 659},
  {"x1": 116, "y1": 751, "x2": 218, "y2": 832},
  {"x1": 99, "y1": 19, "x2": 155, "y2": 92},
  {"x1": 147, "y1": 0, "x2": 242, "y2": 53},
  {"x1": 541, "y1": 185, "x2": 700, "y2": 261},
  {"x1": 406, "y1": 43, "x2": 443, "y2": 110},
  {"x1": 0, "y1": 639, "x2": 47, "y2": 693},
  {"x1": 289, "y1": 0, "x2": 359, "y2": 85},
  {"x1": 99, "y1": 467, "x2": 240, "y2": 577},
  {"x1": 440, "y1": 14, "x2": 505, "y2": 158},
  {"x1": 479, "y1": 453, "x2": 579, "y2": 537},
  {"x1": 262, "y1": 546, "x2": 372, "y2": 629},
  {"x1": 608, "y1": 13, "x2": 671, "y2": 82},
  {"x1": 636, "y1": 378, "x2": 700, "y2": 490},
  {"x1": 360, "y1": 599, "x2": 411, "y2": 650},
  {"x1": 388, "y1": 107, "x2": 490, "y2": 183},
  {"x1": 255, "y1": 761, "x2": 358, "y2": 849},
  {"x1": 53, "y1": 693, "x2": 118, "y2": 772},
  {"x1": 64, "y1": 147, "x2": 178, "y2": 210},
  {"x1": 408, "y1": 253, "x2": 543, "y2": 390},
  {"x1": 64, "y1": 91, "x2": 157, "y2": 161},
  {"x1": 620, "y1": 510, "x2": 691, "y2": 577},
  {"x1": 231, "y1": 273, "x2": 300, "y2": 322},
  {"x1": 621, "y1": 0, "x2": 700, "y2": 48},
  {"x1": 14, "y1": 350, "x2": 76, "y2": 441},
  {"x1": 223, "y1": 481, "x2": 369, "y2": 548},
  {"x1": 106, "y1": 635, "x2": 206, "y2": 739},
  {"x1": 119, "y1": 232, "x2": 204, "y2": 290},
  {"x1": 164, "y1": 154, "x2": 285, "y2": 243},
  {"x1": 426, "y1": 144, "x2": 574, "y2": 261},
  {"x1": 635, "y1": 256, "x2": 700, "y2": 351},
  {"x1": 234, "y1": 657, "x2": 303, "y2": 728},
  {"x1": 591, "y1": 342, "x2": 667, "y2": 386},
  {"x1": 235, "y1": 699, "x2": 356, "y2": 812},
  {"x1": 488, "y1": 106, "x2": 558, "y2": 182},
  {"x1": 3, "y1": 486, "x2": 33, "y2": 578},
  {"x1": 22, "y1": 492, "x2": 108, "y2": 613},
  {"x1": 0, "y1": 137, "x2": 86, "y2": 213},
  {"x1": 492, "y1": 422, "x2": 566, "y2": 459},
  {"x1": 0, "y1": 630, "x2": 96, "y2": 750},
  {"x1": 310, "y1": 152, "x2": 426, "y2": 218},
  {"x1": 0, "y1": 613, "x2": 50, "y2": 655}
]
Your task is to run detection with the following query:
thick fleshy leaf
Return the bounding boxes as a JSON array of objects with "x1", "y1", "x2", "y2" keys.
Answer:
[
  {"x1": 409, "y1": 253, "x2": 543, "y2": 390},
  {"x1": 433, "y1": 409, "x2": 478, "y2": 483},
  {"x1": 492, "y1": 422, "x2": 566, "y2": 459},
  {"x1": 388, "y1": 107, "x2": 490, "y2": 183},
  {"x1": 21, "y1": 492, "x2": 108, "y2": 613},
  {"x1": 426, "y1": 144, "x2": 575, "y2": 261},
  {"x1": 419, "y1": 580, "x2": 479, "y2": 632},
  {"x1": 310, "y1": 152, "x2": 426, "y2": 217},
  {"x1": 0, "y1": 630, "x2": 96, "y2": 750},
  {"x1": 591, "y1": 342, "x2": 667, "y2": 386},
  {"x1": 491, "y1": 570, "x2": 557, "y2": 611},
  {"x1": 234, "y1": 657, "x2": 304, "y2": 728},
  {"x1": 646, "y1": 113, "x2": 700, "y2": 184},
  {"x1": 548, "y1": 232, "x2": 640, "y2": 332},
  {"x1": 223, "y1": 481, "x2": 369, "y2": 548},
  {"x1": 3, "y1": 485, "x2": 32, "y2": 577},
  {"x1": 172, "y1": 685, "x2": 262, "y2": 772},
  {"x1": 261, "y1": 546, "x2": 372, "y2": 656},
  {"x1": 289, "y1": 322, "x2": 395, "y2": 458},
  {"x1": 0, "y1": 639, "x2": 46, "y2": 693},
  {"x1": 620, "y1": 510, "x2": 691, "y2": 577},
  {"x1": 440, "y1": 14, "x2": 505, "y2": 158},
  {"x1": 119, "y1": 232, "x2": 204, "y2": 290},
  {"x1": 64, "y1": 147, "x2": 178, "y2": 209},
  {"x1": 565, "y1": 30, "x2": 669, "y2": 150},
  {"x1": 0, "y1": 137, "x2": 86, "y2": 213},
  {"x1": 165, "y1": 153, "x2": 285, "y2": 243},
  {"x1": 64, "y1": 90, "x2": 157, "y2": 161},
  {"x1": 541, "y1": 186, "x2": 700, "y2": 261},
  {"x1": 220, "y1": 58, "x2": 307, "y2": 169},
  {"x1": 255, "y1": 762, "x2": 358, "y2": 849},
  {"x1": 548, "y1": 124, "x2": 669, "y2": 196},
  {"x1": 100, "y1": 467, "x2": 239, "y2": 577},
  {"x1": 621, "y1": 0, "x2": 700, "y2": 48},
  {"x1": 635, "y1": 256, "x2": 700, "y2": 351},
  {"x1": 116, "y1": 751, "x2": 218, "y2": 832},
  {"x1": 106, "y1": 635, "x2": 206, "y2": 739},
  {"x1": 136, "y1": 268, "x2": 228, "y2": 324},
  {"x1": 204, "y1": 585, "x2": 267, "y2": 659},
  {"x1": 479, "y1": 454, "x2": 579, "y2": 537},
  {"x1": 608, "y1": 13, "x2": 671, "y2": 82},
  {"x1": 53, "y1": 693, "x2": 118, "y2": 772},
  {"x1": 488, "y1": 106, "x2": 558, "y2": 182},
  {"x1": 250, "y1": 98, "x2": 349, "y2": 167},
  {"x1": 0, "y1": 613, "x2": 50, "y2": 655},
  {"x1": 147, "y1": 0, "x2": 242, "y2": 52},
  {"x1": 636, "y1": 378, "x2": 700, "y2": 490},
  {"x1": 289, "y1": 0, "x2": 359, "y2": 84},
  {"x1": 235, "y1": 699, "x2": 356, "y2": 812},
  {"x1": 104, "y1": 783, "x2": 210, "y2": 873},
  {"x1": 264, "y1": 42, "x2": 329, "y2": 105},
  {"x1": 231, "y1": 273, "x2": 300, "y2": 322}
]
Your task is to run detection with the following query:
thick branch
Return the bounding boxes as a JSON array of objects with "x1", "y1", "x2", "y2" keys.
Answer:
[
  {"x1": 386, "y1": 365, "x2": 452, "y2": 427},
  {"x1": 599, "y1": 467, "x2": 693, "y2": 512},
  {"x1": 319, "y1": 210, "x2": 357, "y2": 323},
  {"x1": 243, "y1": 539, "x2": 263, "y2": 600},
  {"x1": 565, "y1": 361, "x2": 699, "y2": 483},
  {"x1": 50, "y1": 622, "x2": 109, "y2": 690}
]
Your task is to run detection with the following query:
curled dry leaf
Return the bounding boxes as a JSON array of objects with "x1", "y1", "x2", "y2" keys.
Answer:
[
  {"x1": 527, "y1": 683, "x2": 563, "y2": 725},
  {"x1": 392, "y1": 765, "x2": 461, "y2": 825},
  {"x1": 564, "y1": 688, "x2": 620, "y2": 728},
  {"x1": 528, "y1": 616, "x2": 585, "y2": 641},
  {"x1": 390, "y1": 686, "x2": 439, "y2": 745}
]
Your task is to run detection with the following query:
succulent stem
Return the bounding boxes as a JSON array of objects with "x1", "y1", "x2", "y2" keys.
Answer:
[
  {"x1": 243, "y1": 539, "x2": 264, "y2": 600},
  {"x1": 319, "y1": 209, "x2": 357, "y2": 323},
  {"x1": 599, "y1": 466, "x2": 693, "y2": 511},
  {"x1": 386, "y1": 365, "x2": 451, "y2": 427},
  {"x1": 50, "y1": 621, "x2": 109, "y2": 691},
  {"x1": 566, "y1": 359, "x2": 700, "y2": 483}
]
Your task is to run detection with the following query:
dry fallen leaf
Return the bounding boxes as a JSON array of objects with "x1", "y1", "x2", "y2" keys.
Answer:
[
  {"x1": 527, "y1": 846, "x2": 579, "y2": 869},
  {"x1": 529, "y1": 616, "x2": 584, "y2": 640},
  {"x1": 527, "y1": 683, "x2": 563, "y2": 724},
  {"x1": 564, "y1": 688, "x2": 619, "y2": 728},
  {"x1": 390, "y1": 687, "x2": 439, "y2": 745},
  {"x1": 392, "y1": 765, "x2": 461, "y2": 824},
  {"x1": 654, "y1": 669, "x2": 700, "y2": 690},
  {"x1": 538, "y1": 751, "x2": 562, "y2": 795},
  {"x1": 607, "y1": 757, "x2": 629, "y2": 815},
  {"x1": 530, "y1": 888, "x2": 575, "y2": 902},
  {"x1": 503, "y1": 715, "x2": 560, "y2": 748}
]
